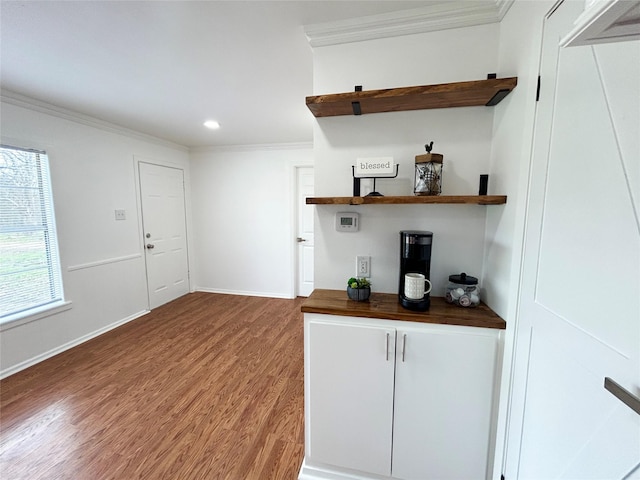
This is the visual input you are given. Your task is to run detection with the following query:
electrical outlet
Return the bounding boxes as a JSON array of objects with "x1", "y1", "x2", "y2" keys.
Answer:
[
  {"x1": 356, "y1": 255, "x2": 371, "y2": 277},
  {"x1": 114, "y1": 209, "x2": 126, "y2": 221}
]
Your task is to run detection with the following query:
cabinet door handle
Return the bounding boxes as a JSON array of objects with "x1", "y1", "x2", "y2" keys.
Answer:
[
  {"x1": 386, "y1": 333, "x2": 390, "y2": 361},
  {"x1": 402, "y1": 333, "x2": 407, "y2": 362},
  {"x1": 605, "y1": 377, "x2": 640, "y2": 415}
]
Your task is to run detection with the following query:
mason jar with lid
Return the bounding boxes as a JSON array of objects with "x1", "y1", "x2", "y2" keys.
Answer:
[
  {"x1": 445, "y1": 272, "x2": 480, "y2": 307},
  {"x1": 414, "y1": 152, "x2": 443, "y2": 196}
]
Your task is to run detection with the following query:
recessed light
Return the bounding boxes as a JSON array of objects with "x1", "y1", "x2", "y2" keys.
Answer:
[{"x1": 204, "y1": 120, "x2": 220, "y2": 129}]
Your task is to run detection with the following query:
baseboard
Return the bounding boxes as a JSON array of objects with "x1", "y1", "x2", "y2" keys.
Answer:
[
  {"x1": 195, "y1": 287, "x2": 294, "y2": 300},
  {"x1": 298, "y1": 459, "x2": 385, "y2": 480},
  {"x1": 0, "y1": 309, "x2": 149, "y2": 379}
]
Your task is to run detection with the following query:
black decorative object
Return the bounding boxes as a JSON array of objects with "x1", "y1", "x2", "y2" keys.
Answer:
[
  {"x1": 353, "y1": 177, "x2": 361, "y2": 196},
  {"x1": 479, "y1": 174, "x2": 489, "y2": 195}
]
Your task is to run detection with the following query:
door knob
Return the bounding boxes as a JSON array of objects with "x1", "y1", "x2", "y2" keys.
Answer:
[
  {"x1": 146, "y1": 244, "x2": 155, "y2": 249},
  {"x1": 297, "y1": 237, "x2": 306, "y2": 243}
]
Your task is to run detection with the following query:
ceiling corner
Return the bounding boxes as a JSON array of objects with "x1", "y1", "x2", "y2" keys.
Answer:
[
  {"x1": 495, "y1": 0, "x2": 516, "y2": 20},
  {"x1": 303, "y1": 1, "x2": 508, "y2": 47}
]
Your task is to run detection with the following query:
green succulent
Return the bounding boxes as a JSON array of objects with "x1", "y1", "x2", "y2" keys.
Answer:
[{"x1": 347, "y1": 277, "x2": 371, "y2": 289}]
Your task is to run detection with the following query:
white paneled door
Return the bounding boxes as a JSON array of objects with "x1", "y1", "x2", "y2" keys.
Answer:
[
  {"x1": 297, "y1": 166, "x2": 314, "y2": 297},
  {"x1": 139, "y1": 162, "x2": 189, "y2": 309},
  {"x1": 506, "y1": 2, "x2": 640, "y2": 478}
]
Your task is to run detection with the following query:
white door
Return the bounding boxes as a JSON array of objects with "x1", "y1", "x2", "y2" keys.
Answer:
[
  {"x1": 306, "y1": 317, "x2": 395, "y2": 476},
  {"x1": 505, "y1": 2, "x2": 640, "y2": 478},
  {"x1": 139, "y1": 162, "x2": 190, "y2": 309},
  {"x1": 392, "y1": 326, "x2": 499, "y2": 480},
  {"x1": 297, "y1": 166, "x2": 314, "y2": 297}
]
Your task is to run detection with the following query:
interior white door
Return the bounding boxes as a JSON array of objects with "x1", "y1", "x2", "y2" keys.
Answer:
[
  {"x1": 139, "y1": 162, "x2": 189, "y2": 309},
  {"x1": 306, "y1": 317, "x2": 395, "y2": 476},
  {"x1": 506, "y1": 2, "x2": 640, "y2": 478},
  {"x1": 392, "y1": 326, "x2": 500, "y2": 480},
  {"x1": 297, "y1": 166, "x2": 314, "y2": 297}
]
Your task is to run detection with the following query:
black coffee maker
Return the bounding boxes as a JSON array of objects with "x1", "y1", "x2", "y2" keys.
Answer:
[{"x1": 399, "y1": 231, "x2": 433, "y2": 311}]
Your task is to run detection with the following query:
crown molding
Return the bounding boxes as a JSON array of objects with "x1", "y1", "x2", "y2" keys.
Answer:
[
  {"x1": 0, "y1": 89, "x2": 188, "y2": 152},
  {"x1": 304, "y1": 0, "x2": 514, "y2": 47},
  {"x1": 495, "y1": 0, "x2": 516, "y2": 20}
]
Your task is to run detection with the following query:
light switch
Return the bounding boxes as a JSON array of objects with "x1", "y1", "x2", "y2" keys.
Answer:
[{"x1": 114, "y1": 209, "x2": 126, "y2": 220}]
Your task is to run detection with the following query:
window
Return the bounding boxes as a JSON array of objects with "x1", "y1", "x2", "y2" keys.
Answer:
[{"x1": 0, "y1": 145, "x2": 64, "y2": 321}]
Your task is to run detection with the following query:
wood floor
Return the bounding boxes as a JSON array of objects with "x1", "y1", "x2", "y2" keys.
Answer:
[{"x1": 0, "y1": 292, "x2": 306, "y2": 480}]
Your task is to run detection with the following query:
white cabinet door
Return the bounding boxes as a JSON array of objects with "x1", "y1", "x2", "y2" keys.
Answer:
[
  {"x1": 392, "y1": 326, "x2": 500, "y2": 480},
  {"x1": 306, "y1": 318, "x2": 396, "y2": 476}
]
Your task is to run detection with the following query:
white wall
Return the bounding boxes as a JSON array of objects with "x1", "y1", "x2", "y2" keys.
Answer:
[
  {"x1": 0, "y1": 96, "x2": 190, "y2": 378},
  {"x1": 483, "y1": 0, "x2": 554, "y2": 320},
  {"x1": 482, "y1": 0, "x2": 554, "y2": 476},
  {"x1": 190, "y1": 144, "x2": 313, "y2": 299},
  {"x1": 312, "y1": 24, "x2": 500, "y2": 296}
]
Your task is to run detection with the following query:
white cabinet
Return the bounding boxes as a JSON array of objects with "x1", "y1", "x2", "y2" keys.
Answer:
[
  {"x1": 392, "y1": 325, "x2": 499, "y2": 479},
  {"x1": 301, "y1": 313, "x2": 502, "y2": 480},
  {"x1": 307, "y1": 320, "x2": 396, "y2": 475}
]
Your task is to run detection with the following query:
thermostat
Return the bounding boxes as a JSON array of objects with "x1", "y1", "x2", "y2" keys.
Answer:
[{"x1": 336, "y1": 212, "x2": 359, "y2": 232}]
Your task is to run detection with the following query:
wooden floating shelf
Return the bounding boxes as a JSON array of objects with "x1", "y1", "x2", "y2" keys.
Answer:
[
  {"x1": 306, "y1": 195, "x2": 507, "y2": 206},
  {"x1": 306, "y1": 77, "x2": 518, "y2": 117}
]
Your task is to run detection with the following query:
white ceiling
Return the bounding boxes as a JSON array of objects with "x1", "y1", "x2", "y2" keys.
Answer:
[{"x1": 0, "y1": 1, "x2": 506, "y2": 148}]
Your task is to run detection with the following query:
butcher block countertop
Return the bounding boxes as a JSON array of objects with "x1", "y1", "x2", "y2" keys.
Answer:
[{"x1": 301, "y1": 289, "x2": 506, "y2": 330}]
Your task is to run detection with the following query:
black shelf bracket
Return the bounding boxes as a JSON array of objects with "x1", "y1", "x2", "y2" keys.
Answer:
[
  {"x1": 486, "y1": 89, "x2": 511, "y2": 106},
  {"x1": 352, "y1": 85, "x2": 363, "y2": 115}
]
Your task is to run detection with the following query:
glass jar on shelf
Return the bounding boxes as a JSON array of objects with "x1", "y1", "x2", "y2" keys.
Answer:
[
  {"x1": 445, "y1": 272, "x2": 480, "y2": 307},
  {"x1": 414, "y1": 148, "x2": 443, "y2": 196}
]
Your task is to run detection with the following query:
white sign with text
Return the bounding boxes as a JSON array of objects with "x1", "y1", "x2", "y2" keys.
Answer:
[{"x1": 354, "y1": 157, "x2": 395, "y2": 177}]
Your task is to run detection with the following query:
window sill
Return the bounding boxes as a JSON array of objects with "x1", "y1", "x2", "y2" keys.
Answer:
[{"x1": 0, "y1": 301, "x2": 73, "y2": 332}]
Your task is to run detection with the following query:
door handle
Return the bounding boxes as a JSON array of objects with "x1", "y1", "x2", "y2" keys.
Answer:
[
  {"x1": 385, "y1": 333, "x2": 390, "y2": 361},
  {"x1": 605, "y1": 377, "x2": 640, "y2": 415},
  {"x1": 296, "y1": 237, "x2": 306, "y2": 243},
  {"x1": 146, "y1": 244, "x2": 155, "y2": 249},
  {"x1": 401, "y1": 334, "x2": 407, "y2": 362}
]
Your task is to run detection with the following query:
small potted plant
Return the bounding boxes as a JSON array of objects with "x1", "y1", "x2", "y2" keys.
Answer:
[{"x1": 347, "y1": 277, "x2": 371, "y2": 302}]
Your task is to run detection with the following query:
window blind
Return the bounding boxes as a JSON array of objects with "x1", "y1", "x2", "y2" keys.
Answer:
[{"x1": 0, "y1": 145, "x2": 64, "y2": 319}]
